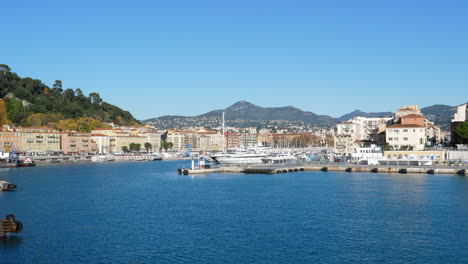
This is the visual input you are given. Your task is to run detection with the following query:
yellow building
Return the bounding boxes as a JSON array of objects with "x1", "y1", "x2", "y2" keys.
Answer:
[{"x1": 0, "y1": 127, "x2": 61, "y2": 154}]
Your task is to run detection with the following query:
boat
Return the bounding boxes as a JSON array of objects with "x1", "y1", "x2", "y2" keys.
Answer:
[
  {"x1": 0, "y1": 180, "x2": 17, "y2": 191},
  {"x1": 0, "y1": 214, "x2": 23, "y2": 238},
  {"x1": 214, "y1": 152, "x2": 268, "y2": 164},
  {"x1": 91, "y1": 155, "x2": 115, "y2": 162},
  {"x1": 261, "y1": 153, "x2": 298, "y2": 165},
  {"x1": 16, "y1": 157, "x2": 36, "y2": 167}
]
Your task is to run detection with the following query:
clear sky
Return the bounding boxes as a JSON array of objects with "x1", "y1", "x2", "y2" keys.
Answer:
[{"x1": 2, "y1": 0, "x2": 467, "y2": 120}]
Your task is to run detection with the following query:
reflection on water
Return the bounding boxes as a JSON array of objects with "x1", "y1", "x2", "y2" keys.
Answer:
[{"x1": 0, "y1": 236, "x2": 23, "y2": 247}]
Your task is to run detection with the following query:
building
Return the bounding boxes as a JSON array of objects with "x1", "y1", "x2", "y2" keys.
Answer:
[
  {"x1": 334, "y1": 116, "x2": 393, "y2": 154},
  {"x1": 386, "y1": 124, "x2": 426, "y2": 151},
  {"x1": 61, "y1": 132, "x2": 97, "y2": 154},
  {"x1": 451, "y1": 103, "x2": 468, "y2": 145},
  {"x1": 395, "y1": 105, "x2": 422, "y2": 119},
  {"x1": 384, "y1": 150, "x2": 445, "y2": 162},
  {"x1": 0, "y1": 126, "x2": 61, "y2": 154},
  {"x1": 400, "y1": 114, "x2": 425, "y2": 127}
]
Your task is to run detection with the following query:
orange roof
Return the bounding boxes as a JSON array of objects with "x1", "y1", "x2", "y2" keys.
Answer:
[{"x1": 388, "y1": 124, "x2": 424, "y2": 128}]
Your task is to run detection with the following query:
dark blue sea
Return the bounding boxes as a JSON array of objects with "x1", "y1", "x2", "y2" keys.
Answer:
[{"x1": 1, "y1": 161, "x2": 467, "y2": 264}]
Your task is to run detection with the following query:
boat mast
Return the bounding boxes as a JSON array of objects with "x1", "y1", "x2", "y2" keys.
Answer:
[{"x1": 222, "y1": 112, "x2": 225, "y2": 153}]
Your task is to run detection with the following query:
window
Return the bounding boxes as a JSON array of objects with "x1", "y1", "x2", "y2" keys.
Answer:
[
  {"x1": 403, "y1": 137, "x2": 408, "y2": 141},
  {"x1": 389, "y1": 137, "x2": 393, "y2": 141},
  {"x1": 403, "y1": 129, "x2": 408, "y2": 132}
]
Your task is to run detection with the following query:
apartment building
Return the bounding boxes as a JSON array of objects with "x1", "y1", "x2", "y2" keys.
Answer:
[
  {"x1": 386, "y1": 124, "x2": 426, "y2": 151},
  {"x1": 61, "y1": 132, "x2": 97, "y2": 154},
  {"x1": 0, "y1": 127, "x2": 61, "y2": 154}
]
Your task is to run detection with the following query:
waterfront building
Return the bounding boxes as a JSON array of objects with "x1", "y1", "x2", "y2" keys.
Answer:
[
  {"x1": 165, "y1": 129, "x2": 223, "y2": 152},
  {"x1": 61, "y1": 132, "x2": 97, "y2": 154},
  {"x1": 351, "y1": 144, "x2": 384, "y2": 164},
  {"x1": 386, "y1": 124, "x2": 426, "y2": 151},
  {"x1": 90, "y1": 134, "x2": 112, "y2": 154},
  {"x1": 334, "y1": 116, "x2": 393, "y2": 154},
  {"x1": 0, "y1": 126, "x2": 61, "y2": 154},
  {"x1": 384, "y1": 150, "x2": 445, "y2": 162},
  {"x1": 91, "y1": 127, "x2": 163, "y2": 153}
]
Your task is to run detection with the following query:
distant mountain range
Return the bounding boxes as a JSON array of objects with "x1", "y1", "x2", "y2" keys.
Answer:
[
  {"x1": 144, "y1": 101, "x2": 458, "y2": 131},
  {"x1": 337, "y1": 110, "x2": 394, "y2": 122}
]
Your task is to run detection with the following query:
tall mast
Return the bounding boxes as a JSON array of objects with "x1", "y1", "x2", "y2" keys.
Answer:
[{"x1": 222, "y1": 112, "x2": 225, "y2": 153}]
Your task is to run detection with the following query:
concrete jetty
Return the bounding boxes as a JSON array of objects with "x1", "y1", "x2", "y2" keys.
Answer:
[
  {"x1": 302, "y1": 164, "x2": 467, "y2": 175},
  {"x1": 178, "y1": 164, "x2": 467, "y2": 176}
]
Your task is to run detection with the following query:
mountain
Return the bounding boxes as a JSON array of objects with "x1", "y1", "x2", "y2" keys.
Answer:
[
  {"x1": 338, "y1": 110, "x2": 393, "y2": 122},
  {"x1": 0, "y1": 64, "x2": 139, "y2": 129},
  {"x1": 421, "y1": 104, "x2": 456, "y2": 130},
  {"x1": 146, "y1": 101, "x2": 460, "y2": 131},
  {"x1": 144, "y1": 101, "x2": 338, "y2": 129}
]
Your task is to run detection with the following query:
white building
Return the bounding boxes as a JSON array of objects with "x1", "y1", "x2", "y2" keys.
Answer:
[
  {"x1": 452, "y1": 103, "x2": 467, "y2": 122},
  {"x1": 351, "y1": 145, "x2": 383, "y2": 165},
  {"x1": 386, "y1": 124, "x2": 426, "y2": 151},
  {"x1": 334, "y1": 116, "x2": 393, "y2": 153}
]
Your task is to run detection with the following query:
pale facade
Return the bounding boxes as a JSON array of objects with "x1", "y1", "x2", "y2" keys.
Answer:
[
  {"x1": 452, "y1": 103, "x2": 467, "y2": 122},
  {"x1": 61, "y1": 132, "x2": 97, "y2": 154},
  {"x1": 91, "y1": 134, "x2": 112, "y2": 154},
  {"x1": 0, "y1": 127, "x2": 61, "y2": 153},
  {"x1": 386, "y1": 124, "x2": 426, "y2": 151},
  {"x1": 165, "y1": 130, "x2": 223, "y2": 151},
  {"x1": 384, "y1": 150, "x2": 445, "y2": 161}
]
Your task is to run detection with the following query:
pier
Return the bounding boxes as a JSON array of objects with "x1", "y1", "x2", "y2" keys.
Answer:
[{"x1": 178, "y1": 164, "x2": 467, "y2": 176}]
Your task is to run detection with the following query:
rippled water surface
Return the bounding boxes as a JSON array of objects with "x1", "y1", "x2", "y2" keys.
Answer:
[{"x1": 1, "y1": 161, "x2": 467, "y2": 263}]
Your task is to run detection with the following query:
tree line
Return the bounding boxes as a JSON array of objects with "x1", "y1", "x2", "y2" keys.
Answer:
[{"x1": 0, "y1": 64, "x2": 139, "y2": 131}]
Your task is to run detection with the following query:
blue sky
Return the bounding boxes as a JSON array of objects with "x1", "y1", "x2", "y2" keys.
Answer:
[{"x1": 2, "y1": 0, "x2": 467, "y2": 120}]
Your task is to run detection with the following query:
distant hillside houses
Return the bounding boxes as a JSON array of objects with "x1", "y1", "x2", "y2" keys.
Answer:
[{"x1": 333, "y1": 105, "x2": 446, "y2": 154}]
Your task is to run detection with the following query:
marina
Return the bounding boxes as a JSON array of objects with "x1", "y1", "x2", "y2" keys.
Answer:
[{"x1": 1, "y1": 161, "x2": 467, "y2": 263}]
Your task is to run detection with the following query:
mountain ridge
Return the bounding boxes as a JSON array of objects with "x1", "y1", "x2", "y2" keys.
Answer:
[{"x1": 145, "y1": 101, "x2": 458, "y2": 130}]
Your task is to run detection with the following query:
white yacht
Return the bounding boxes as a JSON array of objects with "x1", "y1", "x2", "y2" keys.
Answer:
[
  {"x1": 262, "y1": 153, "x2": 298, "y2": 165},
  {"x1": 214, "y1": 152, "x2": 268, "y2": 164}
]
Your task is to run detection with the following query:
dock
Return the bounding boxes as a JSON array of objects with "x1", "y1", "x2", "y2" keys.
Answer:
[{"x1": 178, "y1": 164, "x2": 467, "y2": 176}]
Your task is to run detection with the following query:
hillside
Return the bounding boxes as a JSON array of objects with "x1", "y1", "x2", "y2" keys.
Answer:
[
  {"x1": 421, "y1": 104, "x2": 456, "y2": 131},
  {"x1": 338, "y1": 110, "x2": 393, "y2": 122},
  {"x1": 0, "y1": 64, "x2": 139, "y2": 129},
  {"x1": 145, "y1": 101, "x2": 338, "y2": 129},
  {"x1": 146, "y1": 101, "x2": 459, "y2": 131}
]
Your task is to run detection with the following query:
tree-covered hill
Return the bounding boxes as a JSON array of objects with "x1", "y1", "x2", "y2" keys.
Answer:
[{"x1": 0, "y1": 64, "x2": 139, "y2": 130}]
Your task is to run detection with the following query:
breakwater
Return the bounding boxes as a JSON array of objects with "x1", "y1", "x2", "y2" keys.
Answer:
[{"x1": 179, "y1": 164, "x2": 467, "y2": 175}]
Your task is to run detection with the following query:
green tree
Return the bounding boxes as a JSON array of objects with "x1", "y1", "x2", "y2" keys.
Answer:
[
  {"x1": 453, "y1": 122, "x2": 468, "y2": 144},
  {"x1": 144, "y1": 142, "x2": 152, "y2": 152},
  {"x1": 162, "y1": 141, "x2": 173, "y2": 151},
  {"x1": 89, "y1": 92, "x2": 102, "y2": 106},
  {"x1": 0, "y1": 64, "x2": 11, "y2": 72},
  {"x1": 122, "y1": 146, "x2": 129, "y2": 153},
  {"x1": 129, "y1": 143, "x2": 141, "y2": 152}
]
